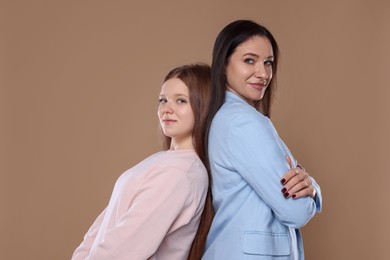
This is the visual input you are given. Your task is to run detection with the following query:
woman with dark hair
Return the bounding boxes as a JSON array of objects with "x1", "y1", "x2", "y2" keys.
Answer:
[
  {"x1": 202, "y1": 20, "x2": 322, "y2": 259},
  {"x1": 72, "y1": 64, "x2": 213, "y2": 260}
]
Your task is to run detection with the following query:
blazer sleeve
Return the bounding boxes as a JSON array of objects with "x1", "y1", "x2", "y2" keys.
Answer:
[
  {"x1": 72, "y1": 208, "x2": 107, "y2": 260},
  {"x1": 227, "y1": 112, "x2": 319, "y2": 228},
  {"x1": 83, "y1": 168, "x2": 195, "y2": 260},
  {"x1": 310, "y1": 176, "x2": 323, "y2": 212}
]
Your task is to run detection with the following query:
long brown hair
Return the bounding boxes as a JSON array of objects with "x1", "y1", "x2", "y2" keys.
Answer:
[{"x1": 159, "y1": 64, "x2": 214, "y2": 259}]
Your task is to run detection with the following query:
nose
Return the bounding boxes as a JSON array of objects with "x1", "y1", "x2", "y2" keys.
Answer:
[
  {"x1": 254, "y1": 64, "x2": 269, "y2": 79},
  {"x1": 160, "y1": 102, "x2": 173, "y2": 114}
]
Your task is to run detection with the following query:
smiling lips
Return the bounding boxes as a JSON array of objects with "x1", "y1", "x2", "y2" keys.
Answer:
[
  {"x1": 162, "y1": 118, "x2": 177, "y2": 124},
  {"x1": 249, "y1": 82, "x2": 267, "y2": 91}
]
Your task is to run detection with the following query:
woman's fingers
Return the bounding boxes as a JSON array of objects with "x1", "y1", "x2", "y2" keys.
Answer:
[
  {"x1": 280, "y1": 167, "x2": 300, "y2": 185},
  {"x1": 291, "y1": 183, "x2": 315, "y2": 199},
  {"x1": 288, "y1": 178, "x2": 312, "y2": 198},
  {"x1": 281, "y1": 167, "x2": 313, "y2": 198}
]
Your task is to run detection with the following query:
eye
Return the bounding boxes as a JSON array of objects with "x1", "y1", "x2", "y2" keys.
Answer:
[
  {"x1": 158, "y1": 98, "x2": 167, "y2": 104},
  {"x1": 244, "y1": 58, "x2": 255, "y2": 64},
  {"x1": 177, "y1": 98, "x2": 187, "y2": 104},
  {"x1": 264, "y1": 60, "x2": 274, "y2": 66}
]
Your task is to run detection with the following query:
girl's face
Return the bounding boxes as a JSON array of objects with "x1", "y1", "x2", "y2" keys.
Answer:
[
  {"x1": 225, "y1": 36, "x2": 274, "y2": 106},
  {"x1": 158, "y1": 78, "x2": 195, "y2": 150}
]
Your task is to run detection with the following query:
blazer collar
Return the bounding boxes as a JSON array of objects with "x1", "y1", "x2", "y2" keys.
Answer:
[{"x1": 225, "y1": 91, "x2": 254, "y2": 108}]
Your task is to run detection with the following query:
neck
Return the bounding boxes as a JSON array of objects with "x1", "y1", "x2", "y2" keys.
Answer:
[{"x1": 170, "y1": 138, "x2": 194, "y2": 150}]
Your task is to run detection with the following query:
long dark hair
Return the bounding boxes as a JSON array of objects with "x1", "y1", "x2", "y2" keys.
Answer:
[
  {"x1": 204, "y1": 22, "x2": 280, "y2": 194},
  {"x1": 159, "y1": 64, "x2": 214, "y2": 260},
  {"x1": 207, "y1": 20, "x2": 280, "y2": 124}
]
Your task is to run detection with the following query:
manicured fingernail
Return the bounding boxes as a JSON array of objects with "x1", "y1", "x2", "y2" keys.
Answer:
[
  {"x1": 283, "y1": 192, "x2": 289, "y2": 198},
  {"x1": 295, "y1": 169, "x2": 300, "y2": 174},
  {"x1": 280, "y1": 179, "x2": 286, "y2": 184},
  {"x1": 292, "y1": 194, "x2": 296, "y2": 199},
  {"x1": 281, "y1": 188, "x2": 287, "y2": 193}
]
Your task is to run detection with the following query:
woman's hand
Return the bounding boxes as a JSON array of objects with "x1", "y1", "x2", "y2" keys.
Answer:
[{"x1": 280, "y1": 156, "x2": 316, "y2": 199}]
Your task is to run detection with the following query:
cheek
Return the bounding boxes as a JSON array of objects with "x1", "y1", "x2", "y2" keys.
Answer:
[
  {"x1": 185, "y1": 110, "x2": 195, "y2": 128},
  {"x1": 268, "y1": 68, "x2": 273, "y2": 79},
  {"x1": 227, "y1": 64, "x2": 249, "y2": 83},
  {"x1": 226, "y1": 69, "x2": 237, "y2": 87},
  {"x1": 189, "y1": 115, "x2": 195, "y2": 128}
]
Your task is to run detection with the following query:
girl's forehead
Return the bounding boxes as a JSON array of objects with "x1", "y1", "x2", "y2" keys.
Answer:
[{"x1": 160, "y1": 78, "x2": 189, "y2": 96}]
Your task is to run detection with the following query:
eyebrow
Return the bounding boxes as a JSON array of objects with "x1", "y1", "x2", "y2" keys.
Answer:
[
  {"x1": 243, "y1": 52, "x2": 274, "y2": 59},
  {"x1": 159, "y1": 93, "x2": 190, "y2": 98}
]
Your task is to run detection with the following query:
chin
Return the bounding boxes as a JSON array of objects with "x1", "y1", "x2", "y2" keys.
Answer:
[{"x1": 252, "y1": 95, "x2": 264, "y2": 102}]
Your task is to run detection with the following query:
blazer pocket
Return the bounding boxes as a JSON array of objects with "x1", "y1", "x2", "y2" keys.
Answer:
[{"x1": 242, "y1": 231, "x2": 291, "y2": 256}]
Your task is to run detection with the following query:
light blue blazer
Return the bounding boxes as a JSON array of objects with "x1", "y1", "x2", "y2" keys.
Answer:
[{"x1": 203, "y1": 91, "x2": 322, "y2": 260}]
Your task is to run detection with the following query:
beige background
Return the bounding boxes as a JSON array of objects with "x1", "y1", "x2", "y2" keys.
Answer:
[{"x1": 2, "y1": 0, "x2": 389, "y2": 259}]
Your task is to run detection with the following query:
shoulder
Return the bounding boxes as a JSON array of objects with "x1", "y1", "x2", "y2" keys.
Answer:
[
  {"x1": 161, "y1": 151, "x2": 208, "y2": 203},
  {"x1": 212, "y1": 101, "x2": 270, "y2": 137},
  {"x1": 158, "y1": 150, "x2": 207, "y2": 180},
  {"x1": 121, "y1": 150, "x2": 207, "y2": 184},
  {"x1": 162, "y1": 150, "x2": 201, "y2": 169},
  {"x1": 121, "y1": 150, "x2": 206, "y2": 191},
  {"x1": 129, "y1": 150, "x2": 199, "y2": 170}
]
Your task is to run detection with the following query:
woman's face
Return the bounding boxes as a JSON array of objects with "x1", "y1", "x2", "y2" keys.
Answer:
[
  {"x1": 225, "y1": 36, "x2": 274, "y2": 106},
  {"x1": 158, "y1": 78, "x2": 195, "y2": 150}
]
